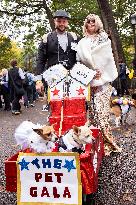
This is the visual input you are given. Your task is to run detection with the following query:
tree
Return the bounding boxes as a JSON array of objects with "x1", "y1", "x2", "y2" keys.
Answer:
[
  {"x1": 0, "y1": 34, "x2": 12, "y2": 69},
  {"x1": 97, "y1": 0, "x2": 125, "y2": 66},
  {"x1": 109, "y1": 0, "x2": 135, "y2": 64},
  {"x1": 0, "y1": 0, "x2": 98, "y2": 38},
  {"x1": 0, "y1": 0, "x2": 54, "y2": 40},
  {"x1": 0, "y1": 0, "x2": 135, "y2": 64},
  {"x1": 21, "y1": 34, "x2": 38, "y2": 72},
  {"x1": 51, "y1": 0, "x2": 99, "y2": 36},
  {"x1": 0, "y1": 33, "x2": 22, "y2": 70}
]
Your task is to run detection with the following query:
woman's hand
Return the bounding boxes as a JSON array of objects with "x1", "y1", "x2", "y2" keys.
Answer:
[{"x1": 93, "y1": 69, "x2": 101, "y2": 80}]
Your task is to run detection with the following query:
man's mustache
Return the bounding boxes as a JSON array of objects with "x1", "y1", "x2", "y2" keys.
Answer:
[{"x1": 55, "y1": 25, "x2": 68, "y2": 30}]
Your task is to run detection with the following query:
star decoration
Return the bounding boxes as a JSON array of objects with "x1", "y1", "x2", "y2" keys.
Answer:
[
  {"x1": 51, "y1": 87, "x2": 60, "y2": 96},
  {"x1": 18, "y1": 158, "x2": 30, "y2": 171},
  {"x1": 63, "y1": 159, "x2": 76, "y2": 172},
  {"x1": 76, "y1": 86, "x2": 85, "y2": 95}
]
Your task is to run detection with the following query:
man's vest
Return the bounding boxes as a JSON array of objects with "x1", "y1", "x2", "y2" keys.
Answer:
[{"x1": 37, "y1": 31, "x2": 80, "y2": 74}]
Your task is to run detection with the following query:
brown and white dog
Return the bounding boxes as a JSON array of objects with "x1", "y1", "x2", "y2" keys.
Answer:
[
  {"x1": 33, "y1": 125, "x2": 58, "y2": 143},
  {"x1": 58, "y1": 124, "x2": 94, "y2": 153},
  {"x1": 110, "y1": 104, "x2": 123, "y2": 127},
  {"x1": 110, "y1": 95, "x2": 136, "y2": 127},
  {"x1": 15, "y1": 121, "x2": 58, "y2": 153}
]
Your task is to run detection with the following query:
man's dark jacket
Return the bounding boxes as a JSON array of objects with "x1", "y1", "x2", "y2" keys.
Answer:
[
  {"x1": 36, "y1": 31, "x2": 80, "y2": 74},
  {"x1": 8, "y1": 67, "x2": 23, "y2": 88}
]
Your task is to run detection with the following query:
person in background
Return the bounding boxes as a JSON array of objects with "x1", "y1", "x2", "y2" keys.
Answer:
[
  {"x1": 32, "y1": 78, "x2": 38, "y2": 102},
  {"x1": 23, "y1": 69, "x2": 35, "y2": 107},
  {"x1": 36, "y1": 9, "x2": 80, "y2": 111},
  {"x1": 0, "y1": 72, "x2": 3, "y2": 109},
  {"x1": 8, "y1": 59, "x2": 25, "y2": 115},
  {"x1": 118, "y1": 59, "x2": 129, "y2": 96},
  {"x1": 0, "y1": 69, "x2": 11, "y2": 111},
  {"x1": 131, "y1": 59, "x2": 136, "y2": 93}
]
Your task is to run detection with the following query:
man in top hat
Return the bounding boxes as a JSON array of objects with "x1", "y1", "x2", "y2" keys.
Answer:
[{"x1": 36, "y1": 9, "x2": 80, "y2": 74}]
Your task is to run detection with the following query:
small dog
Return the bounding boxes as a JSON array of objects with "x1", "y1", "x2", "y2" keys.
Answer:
[
  {"x1": 111, "y1": 104, "x2": 124, "y2": 127},
  {"x1": 110, "y1": 96, "x2": 136, "y2": 127},
  {"x1": 33, "y1": 125, "x2": 58, "y2": 143},
  {"x1": 58, "y1": 123, "x2": 94, "y2": 153},
  {"x1": 15, "y1": 121, "x2": 57, "y2": 153}
]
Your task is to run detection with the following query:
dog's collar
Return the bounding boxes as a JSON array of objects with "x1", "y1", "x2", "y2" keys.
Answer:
[{"x1": 72, "y1": 134, "x2": 82, "y2": 147}]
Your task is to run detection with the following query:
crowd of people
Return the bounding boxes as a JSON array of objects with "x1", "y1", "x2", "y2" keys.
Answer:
[{"x1": 0, "y1": 60, "x2": 45, "y2": 115}]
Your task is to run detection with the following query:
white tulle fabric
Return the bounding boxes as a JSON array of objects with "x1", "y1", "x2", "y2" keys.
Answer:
[{"x1": 14, "y1": 121, "x2": 55, "y2": 153}]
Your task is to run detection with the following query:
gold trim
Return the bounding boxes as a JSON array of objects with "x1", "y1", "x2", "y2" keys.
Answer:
[
  {"x1": 17, "y1": 203, "x2": 80, "y2": 205},
  {"x1": 87, "y1": 84, "x2": 90, "y2": 101},
  {"x1": 48, "y1": 86, "x2": 50, "y2": 103},
  {"x1": 17, "y1": 152, "x2": 82, "y2": 205},
  {"x1": 18, "y1": 152, "x2": 79, "y2": 157}
]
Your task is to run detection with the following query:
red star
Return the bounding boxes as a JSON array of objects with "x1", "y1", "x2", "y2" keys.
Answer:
[
  {"x1": 76, "y1": 86, "x2": 85, "y2": 95},
  {"x1": 51, "y1": 87, "x2": 60, "y2": 96}
]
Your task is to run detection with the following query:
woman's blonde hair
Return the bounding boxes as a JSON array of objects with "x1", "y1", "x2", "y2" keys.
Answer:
[{"x1": 83, "y1": 14, "x2": 104, "y2": 36}]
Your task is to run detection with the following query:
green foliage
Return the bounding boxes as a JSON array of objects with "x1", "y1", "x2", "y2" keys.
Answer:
[
  {"x1": 21, "y1": 34, "x2": 37, "y2": 72},
  {"x1": 0, "y1": 34, "x2": 12, "y2": 69},
  {"x1": 0, "y1": 0, "x2": 135, "y2": 65},
  {"x1": 0, "y1": 33, "x2": 22, "y2": 70},
  {"x1": 109, "y1": 0, "x2": 135, "y2": 64},
  {"x1": 51, "y1": 0, "x2": 99, "y2": 36}
]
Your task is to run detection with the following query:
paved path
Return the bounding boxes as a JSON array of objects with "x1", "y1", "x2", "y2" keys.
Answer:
[
  {"x1": 0, "y1": 98, "x2": 48, "y2": 204},
  {"x1": 0, "y1": 99, "x2": 135, "y2": 205}
]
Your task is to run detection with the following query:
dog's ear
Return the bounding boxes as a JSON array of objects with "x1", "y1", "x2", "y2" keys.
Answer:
[
  {"x1": 72, "y1": 125, "x2": 81, "y2": 135},
  {"x1": 33, "y1": 128, "x2": 43, "y2": 136},
  {"x1": 42, "y1": 125, "x2": 54, "y2": 135}
]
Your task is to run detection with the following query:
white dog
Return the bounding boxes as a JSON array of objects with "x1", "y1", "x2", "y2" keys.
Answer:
[
  {"x1": 14, "y1": 121, "x2": 57, "y2": 153},
  {"x1": 58, "y1": 123, "x2": 94, "y2": 153}
]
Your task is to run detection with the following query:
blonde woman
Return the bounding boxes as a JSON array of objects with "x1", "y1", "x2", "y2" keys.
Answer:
[{"x1": 77, "y1": 14, "x2": 121, "y2": 155}]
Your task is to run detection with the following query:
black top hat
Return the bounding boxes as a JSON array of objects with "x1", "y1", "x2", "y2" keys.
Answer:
[{"x1": 53, "y1": 9, "x2": 70, "y2": 19}]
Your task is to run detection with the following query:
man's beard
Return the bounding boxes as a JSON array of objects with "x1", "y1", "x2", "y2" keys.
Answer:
[{"x1": 56, "y1": 26, "x2": 67, "y2": 33}]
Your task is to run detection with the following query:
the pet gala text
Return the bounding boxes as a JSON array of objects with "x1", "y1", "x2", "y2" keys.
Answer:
[
  {"x1": 17, "y1": 153, "x2": 82, "y2": 205},
  {"x1": 30, "y1": 172, "x2": 71, "y2": 198}
]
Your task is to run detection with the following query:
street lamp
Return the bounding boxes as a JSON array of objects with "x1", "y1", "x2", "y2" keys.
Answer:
[{"x1": 130, "y1": 13, "x2": 136, "y2": 59}]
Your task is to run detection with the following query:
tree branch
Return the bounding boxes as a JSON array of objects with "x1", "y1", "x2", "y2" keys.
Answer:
[
  {"x1": 0, "y1": 6, "x2": 42, "y2": 17},
  {"x1": 43, "y1": 0, "x2": 55, "y2": 30}
]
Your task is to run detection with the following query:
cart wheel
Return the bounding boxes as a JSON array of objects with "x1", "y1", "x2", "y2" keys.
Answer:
[
  {"x1": 82, "y1": 194, "x2": 95, "y2": 205},
  {"x1": 82, "y1": 194, "x2": 86, "y2": 205},
  {"x1": 86, "y1": 193, "x2": 95, "y2": 205}
]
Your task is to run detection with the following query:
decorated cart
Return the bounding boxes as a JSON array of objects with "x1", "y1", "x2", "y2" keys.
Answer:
[{"x1": 5, "y1": 63, "x2": 104, "y2": 205}]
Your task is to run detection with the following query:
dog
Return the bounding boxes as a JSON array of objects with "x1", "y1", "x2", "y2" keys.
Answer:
[
  {"x1": 14, "y1": 121, "x2": 57, "y2": 153},
  {"x1": 33, "y1": 125, "x2": 58, "y2": 143},
  {"x1": 58, "y1": 123, "x2": 94, "y2": 153},
  {"x1": 110, "y1": 96, "x2": 136, "y2": 127},
  {"x1": 111, "y1": 104, "x2": 124, "y2": 127}
]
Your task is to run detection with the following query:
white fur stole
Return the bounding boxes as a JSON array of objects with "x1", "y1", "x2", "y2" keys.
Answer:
[{"x1": 77, "y1": 38, "x2": 118, "y2": 86}]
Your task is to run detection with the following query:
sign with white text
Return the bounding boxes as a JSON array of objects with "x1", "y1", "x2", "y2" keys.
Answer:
[{"x1": 17, "y1": 152, "x2": 82, "y2": 205}]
